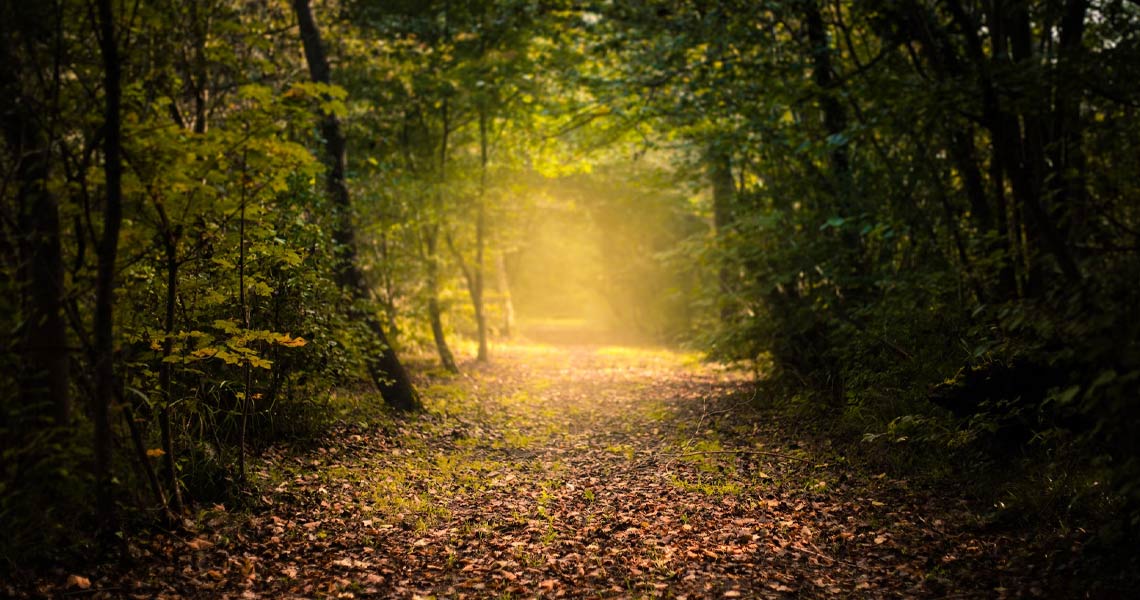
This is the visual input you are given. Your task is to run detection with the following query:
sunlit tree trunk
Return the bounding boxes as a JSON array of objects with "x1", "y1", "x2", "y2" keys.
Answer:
[
  {"x1": 473, "y1": 106, "x2": 489, "y2": 362},
  {"x1": 425, "y1": 86, "x2": 461, "y2": 373},
  {"x1": 293, "y1": 0, "x2": 420, "y2": 410},
  {"x1": 496, "y1": 251, "x2": 515, "y2": 339},
  {"x1": 444, "y1": 105, "x2": 489, "y2": 362},
  {"x1": 425, "y1": 223, "x2": 459, "y2": 373}
]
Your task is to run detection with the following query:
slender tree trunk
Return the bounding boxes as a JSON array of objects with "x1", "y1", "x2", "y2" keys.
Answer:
[
  {"x1": 708, "y1": 143, "x2": 735, "y2": 324},
  {"x1": 424, "y1": 91, "x2": 459, "y2": 373},
  {"x1": 122, "y1": 402, "x2": 170, "y2": 518},
  {"x1": 377, "y1": 232, "x2": 401, "y2": 336},
  {"x1": 947, "y1": 129, "x2": 993, "y2": 232},
  {"x1": 496, "y1": 251, "x2": 515, "y2": 338},
  {"x1": 803, "y1": 0, "x2": 853, "y2": 404},
  {"x1": 425, "y1": 225, "x2": 459, "y2": 373},
  {"x1": 190, "y1": 0, "x2": 209, "y2": 135},
  {"x1": 804, "y1": 1, "x2": 850, "y2": 197},
  {"x1": 149, "y1": 190, "x2": 185, "y2": 515},
  {"x1": 1049, "y1": 0, "x2": 1089, "y2": 254},
  {"x1": 804, "y1": 0, "x2": 861, "y2": 283},
  {"x1": 474, "y1": 106, "x2": 488, "y2": 362},
  {"x1": 158, "y1": 232, "x2": 184, "y2": 514},
  {"x1": 292, "y1": 0, "x2": 420, "y2": 410},
  {"x1": 93, "y1": 0, "x2": 124, "y2": 544},
  {"x1": 237, "y1": 163, "x2": 249, "y2": 483}
]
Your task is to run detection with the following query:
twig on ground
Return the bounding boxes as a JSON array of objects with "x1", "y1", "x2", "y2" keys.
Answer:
[
  {"x1": 63, "y1": 588, "x2": 122, "y2": 597},
  {"x1": 659, "y1": 449, "x2": 818, "y2": 464},
  {"x1": 801, "y1": 542, "x2": 858, "y2": 567}
]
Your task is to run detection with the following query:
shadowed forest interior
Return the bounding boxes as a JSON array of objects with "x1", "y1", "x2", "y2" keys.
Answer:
[{"x1": 3, "y1": 0, "x2": 1140, "y2": 596}]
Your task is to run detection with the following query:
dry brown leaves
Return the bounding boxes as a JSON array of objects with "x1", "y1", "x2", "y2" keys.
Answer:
[{"x1": 13, "y1": 342, "x2": 1048, "y2": 598}]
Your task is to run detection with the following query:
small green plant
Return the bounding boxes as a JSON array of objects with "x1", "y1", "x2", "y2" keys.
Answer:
[
  {"x1": 605, "y1": 444, "x2": 636, "y2": 459},
  {"x1": 668, "y1": 474, "x2": 742, "y2": 497}
]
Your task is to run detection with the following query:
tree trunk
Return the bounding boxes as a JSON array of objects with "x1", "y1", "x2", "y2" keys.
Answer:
[
  {"x1": 474, "y1": 106, "x2": 489, "y2": 362},
  {"x1": 237, "y1": 172, "x2": 250, "y2": 483},
  {"x1": 804, "y1": 1, "x2": 850, "y2": 197},
  {"x1": 15, "y1": 151, "x2": 70, "y2": 425},
  {"x1": 426, "y1": 225, "x2": 459, "y2": 373},
  {"x1": 0, "y1": 10, "x2": 70, "y2": 426},
  {"x1": 707, "y1": 143, "x2": 735, "y2": 324},
  {"x1": 888, "y1": 0, "x2": 1017, "y2": 297},
  {"x1": 158, "y1": 232, "x2": 184, "y2": 514},
  {"x1": 1048, "y1": 0, "x2": 1089, "y2": 256},
  {"x1": 425, "y1": 89, "x2": 459, "y2": 373},
  {"x1": 292, "y1": 0, "x2": 420, "y2": 410},
  {"x1": 803, "y1": 0, "x2": 854, "y2": 404},
  {"x1": 496, "y1": 251, "x2": 515, "y2": 338},
  {"x1": 984, "y1": 2, "x2": 1081, "y2": 290},
  {"x1": 94, "y1": 0, "x2": 124, "y2": 543},
  {"x1": 190, "y1": 0, "x2": 209, "y2": 135},
  {"x1": 804, "y1": 0, "x2": 861, "y2": 281}
]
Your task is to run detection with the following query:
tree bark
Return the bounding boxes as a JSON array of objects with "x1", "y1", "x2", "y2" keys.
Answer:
[
  {"x1": 94, "y1": 0, "x2": 124, "y2": 542},
  {"x1": 14, "y1": 150, "x2": 70, "y2": 424},
  {"x1": 804, "y1": 1, "x2": 850, "y2": 196},
  {"x1": 804, "y1": 0, "x2": 861, "y2": 280},
  {"x1": 1048, "y1": 0, "x2": 1089, "y2": 255},
  {"x1": 496, "y1": 251, "x2": 515, "y2": 338},
  {"x1": 0, "y1": 6, "x2": 71, "y2": 426},
  {"x1": 707, "y1": 143, "x2": 735, "y2": 323},
  {"x1": 292, "y1": 0, "x2": 420, "y2": 410},
  {"x1": 474, "y1": 105, "x2": 489, "y2": 362},
  {"x1": 158, "y1": 223, "x2": 184, "y2": 514},
  {"x1": 426, "y1": 224, "x2": 459, "y2": 373}
]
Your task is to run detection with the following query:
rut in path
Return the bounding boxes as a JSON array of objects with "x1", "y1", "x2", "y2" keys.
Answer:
[{"x1": 106, "y1": 340, "x2": 1030, "y2": 598}]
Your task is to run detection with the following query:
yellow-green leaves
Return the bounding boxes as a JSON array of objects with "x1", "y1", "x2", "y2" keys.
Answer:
[
  {"x1": 145, "y1": 321, "x2": 308, "y2": 371},
  {"x1": 286, "y1": 81, "x2": 349, "y2": 118}
]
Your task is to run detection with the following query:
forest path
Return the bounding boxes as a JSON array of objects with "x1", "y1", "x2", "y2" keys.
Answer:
[{"x1": 114, "y1": 339, "x2": 1028, "y2": 598}]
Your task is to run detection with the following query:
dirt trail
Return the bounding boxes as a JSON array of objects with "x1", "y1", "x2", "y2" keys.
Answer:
[{"x1": 53, "y1": 340, "x2": 1034, "y2": 598}]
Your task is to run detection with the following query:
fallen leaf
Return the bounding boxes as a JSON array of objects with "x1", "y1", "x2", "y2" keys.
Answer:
[{"x1": 186, "y1": 537, "x2": 213, "y2": 550}]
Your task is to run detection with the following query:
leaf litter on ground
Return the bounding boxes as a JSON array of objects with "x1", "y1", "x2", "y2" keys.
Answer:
[{"x1": 11, "y1": 341, "x2": 1085, "y2": 598}]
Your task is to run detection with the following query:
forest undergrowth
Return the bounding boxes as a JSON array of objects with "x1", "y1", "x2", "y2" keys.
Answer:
[{"x1": 9, "y1": 338, "x2": 1130, "y2": 599}]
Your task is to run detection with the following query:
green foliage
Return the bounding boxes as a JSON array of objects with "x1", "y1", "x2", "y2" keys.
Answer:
[
  {"x1": 593, "y1": 0, "x2": 1140, "y2": 536},
  {"x1": 0, "y1": 0, "x2": 409, "y2": 568}
]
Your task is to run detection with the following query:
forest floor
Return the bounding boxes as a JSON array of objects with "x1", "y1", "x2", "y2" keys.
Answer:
[{"x1": 19, "y1": 333, "x2": 1105, "y2": 598}]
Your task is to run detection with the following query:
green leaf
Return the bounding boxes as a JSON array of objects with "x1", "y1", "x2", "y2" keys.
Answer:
[{"x1": 820, "y1": 216, "x2": 845, "y2": 231}]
